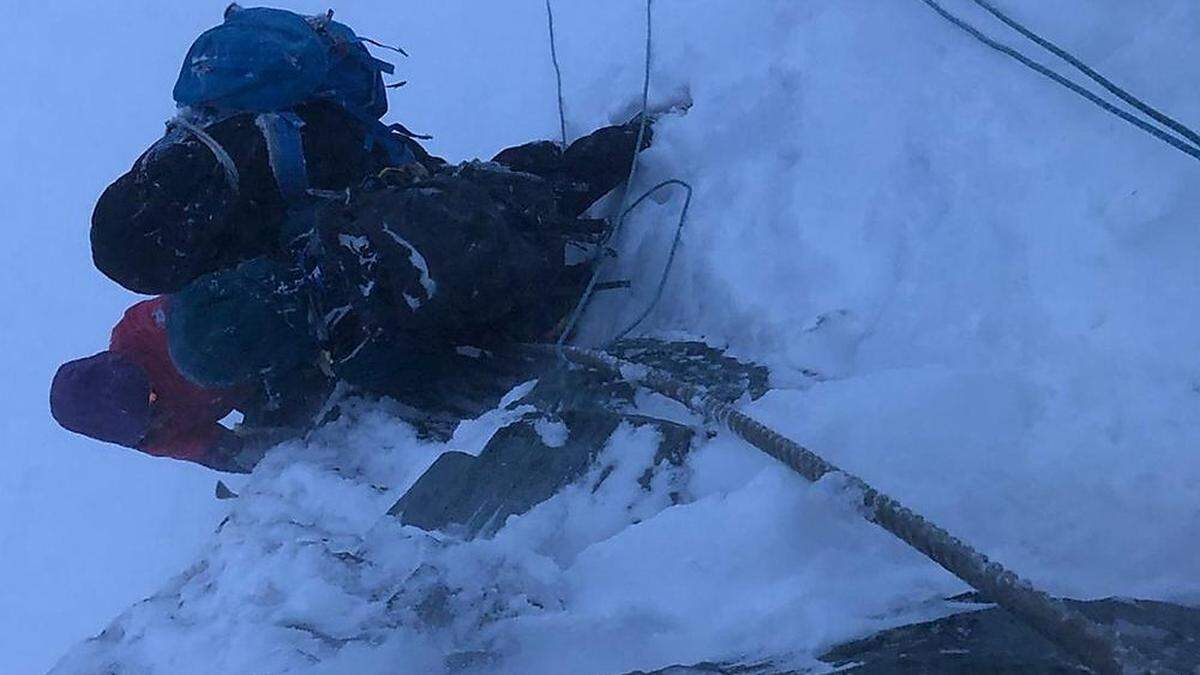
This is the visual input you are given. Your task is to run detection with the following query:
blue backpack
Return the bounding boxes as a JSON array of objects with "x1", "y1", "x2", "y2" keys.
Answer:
[{"x1": 171, "y1": 5, "x2": 414, "y2": 199}]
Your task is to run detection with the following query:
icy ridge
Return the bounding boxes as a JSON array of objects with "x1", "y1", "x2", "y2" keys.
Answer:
[{"x1": 52, "y1": 0, "x2": 1200, "y2": 672}]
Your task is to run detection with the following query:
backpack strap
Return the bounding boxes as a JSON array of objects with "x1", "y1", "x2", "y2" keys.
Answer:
[
  {"x1": 317, "y1": 108, "x2": 418, "y2": 170},
  {"x1": 254, "y1": 112, "x2": 309, "y2": 202},
  {"x1": 166, "y1": 115, "x2": 241, "y2": 195},
  {"x1": 257, "y1": 107, "x2": 420, "y2": 199},
  {"x1": 372, "y1": 121, "x2": 418, "y2": 168}
]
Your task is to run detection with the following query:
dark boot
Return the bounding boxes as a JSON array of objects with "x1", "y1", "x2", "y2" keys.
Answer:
[{"x1": 491, "y1": 117, "x2": 654, "y2": 218}]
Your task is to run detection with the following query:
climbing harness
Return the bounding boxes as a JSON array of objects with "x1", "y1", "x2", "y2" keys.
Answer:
[
  {"x1": 920, "y1": 0, "x2": 1200, "y2": 162},
  {"x1": 526, "y1": 343, "x2": 1126, "y2": 675},
  {"x1": 545, "y1": 0, "x2": 694, "y2": 353}
]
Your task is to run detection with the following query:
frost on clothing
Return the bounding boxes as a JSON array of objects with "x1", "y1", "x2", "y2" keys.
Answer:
[
  {"x1": 90, "y1": 100, "x2": 400, "y2": 295},
  {"x1": 167, "y1": 119, "x2": 650, "y2": 399}
]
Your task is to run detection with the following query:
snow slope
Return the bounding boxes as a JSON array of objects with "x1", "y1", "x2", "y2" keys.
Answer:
[{"x1": 48, "y1": 0, "x2": 1200, "y2": 673}]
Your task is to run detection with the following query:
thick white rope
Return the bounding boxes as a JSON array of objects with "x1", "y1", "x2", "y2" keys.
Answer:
[{"x1": 521, "y1": 343, "x2": 1125, "y2": 675}]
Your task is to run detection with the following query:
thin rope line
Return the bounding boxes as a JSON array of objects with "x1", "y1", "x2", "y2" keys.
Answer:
[
  {"x1": 919, "y1": 0, "x2": 1200, "y2": 162},
  {"x1": 545, "y1": 0, "x2": 568, "y2": 149},
  {"x1": 617, "y1": 0, "x2": 654, "y2": 220},
  {"x1": 970, "y1": 0, "x2": 1200, "y2": 150},
  {"x1": 358, "y1": 36, "x2": 408, "y2": 57},
  {"x1": 611, "y1": 179, "x2": 692, "y2": 342},
  {"x1": 556, "y1": 0, "x2": 655, "y2": 355}
]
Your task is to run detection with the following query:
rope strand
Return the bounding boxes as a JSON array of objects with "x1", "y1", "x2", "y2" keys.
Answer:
[
  {"x1": 167, "y1": 115, "x2": 241, "y2": 195},
  {"x1": 969, "y1": 0, "x2": 1200, "y2": 150},
  {"x1": 545, "y1": 0, "x2": 569, "y2": 150},
  {"x1": 617, "y1": 0, "x2": 655, "y2": 221},
  {"x1": 555, "y1": 0, "x2": 658, "y2": 354},
  {"x1": 919, "y1": 0, "x2": 1200, "y2": 162},
  {"x1": 611, "y1": 179, "x2": 692, "y2": 342}
]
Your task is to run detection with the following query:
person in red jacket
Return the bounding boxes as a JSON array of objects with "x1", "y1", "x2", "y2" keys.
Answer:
[{"x1": 50, "y1": 297, "x2": 252, "y2": 472}]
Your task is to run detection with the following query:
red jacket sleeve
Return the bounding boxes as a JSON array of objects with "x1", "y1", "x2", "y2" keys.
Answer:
[
  {"x1": 141, "y1": 422, "x2": 248, "y2": 473},
  {"x1": 110, "y1": 298, "x2": 249, "y2": 469}
]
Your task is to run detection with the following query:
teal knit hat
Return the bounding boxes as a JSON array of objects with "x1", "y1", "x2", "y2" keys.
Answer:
[{"x1": 168, "y1": 257, "x2": 318, "y2": 388}]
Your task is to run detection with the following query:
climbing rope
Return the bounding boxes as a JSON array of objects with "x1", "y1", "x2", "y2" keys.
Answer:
[
  {"x1": 546, "y1": 0, "x2": 692, "y2": 352},
  {"x1": 522, "y1": 4, "x2": 1200, "y2": 672},
  {"x1": 614, "y1": 0, "x2": 655, "y2": 223},
  {"x1": 544, "y1": 0, "x2": 569, "y2": 149},
  {"x1": 968, "y1": 0, "x2": 1200, "y2": 150},
  {"x1": 920, "y1": 0, "x2": 1200, "y2": 162},
  {"x1": 610, "y1": 179, "x2": 692, "y2": 343},
  {"x1": 525, "y1": 342, "x2": 1126, "y2": 675}
]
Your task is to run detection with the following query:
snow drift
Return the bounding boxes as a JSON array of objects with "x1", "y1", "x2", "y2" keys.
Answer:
[{"x1": 53, "y1": 1, "x2": 1200, "y2": 673}]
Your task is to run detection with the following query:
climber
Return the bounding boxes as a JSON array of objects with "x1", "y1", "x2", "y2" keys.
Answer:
[
  {"x1": 52, "y1": 4, "x2": 656, "y2": 469},
  {"x1": 167, "y1": 118, "x2": 651, "y2": 404},
  {"x1": 50, "y1": 117, "x2": 651, "y2": 469},
  {"x1": 49, "y1": 298, "x2": 257, "y2": 472}
]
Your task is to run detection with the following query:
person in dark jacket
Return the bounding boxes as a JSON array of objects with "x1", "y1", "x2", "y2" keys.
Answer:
[
  {"x1": 168, "y1": 119, "x2": 651, "y2": 403},
  {"x1": 55, "y1": 5, "x2": 656, "y2": 468},
  {"x1": 53, "y1": 119, "x2": 651, "y2": 469}
]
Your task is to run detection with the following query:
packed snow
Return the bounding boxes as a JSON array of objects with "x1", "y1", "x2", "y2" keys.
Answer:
[{"x1": 33, "y1": 0, "x2": 1200, "y2": 673}]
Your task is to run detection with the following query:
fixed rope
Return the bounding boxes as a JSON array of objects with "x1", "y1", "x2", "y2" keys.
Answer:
[
  {"x1": 546, "y1": 0, "x2": 692, "y2": 351},
  {"x1": 613, "y1": 0, "x2": 655, "y2": 224},
  {"x1": 919, "y1": 0, "x2": 1200, "y2": 163},
  {"x1": 968, "y1": 0, "x2": 1200, "y2": 150},
  {"x1": 544, "y1": 0, "x2": 569, "y2": 149},
  {"x1": 610, "y1": 179, "x2": 692, "y2": 342},
  {"x1": 526, "y1": 342, "x2": 1126, "y2": 675},
  {"x1": 523, "y1": 4, "x2": 1200, "y2": 672}
]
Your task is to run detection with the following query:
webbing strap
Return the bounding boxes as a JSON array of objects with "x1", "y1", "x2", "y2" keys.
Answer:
[{"x1": 255, "y1": 112, "x2": 310, "y2": 202}]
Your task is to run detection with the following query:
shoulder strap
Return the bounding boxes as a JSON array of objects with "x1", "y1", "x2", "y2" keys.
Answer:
[{"x1": 254, "y1": 112, "x2": 309, "y2": 202}]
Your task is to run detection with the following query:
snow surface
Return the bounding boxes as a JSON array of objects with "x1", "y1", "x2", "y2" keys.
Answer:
[{"x1": 9, "y1": 0, "x2": 1200, "y2": 673}]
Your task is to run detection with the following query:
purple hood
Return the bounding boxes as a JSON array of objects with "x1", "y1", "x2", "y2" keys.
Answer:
[{"x1": 50, "y1": 351, "x2": 152, "y2": 448}]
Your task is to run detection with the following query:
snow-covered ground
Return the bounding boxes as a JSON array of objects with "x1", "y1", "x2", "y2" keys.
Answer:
[{"x1": 8, "y1": 1, "x2": 1200, "y2": 673}]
